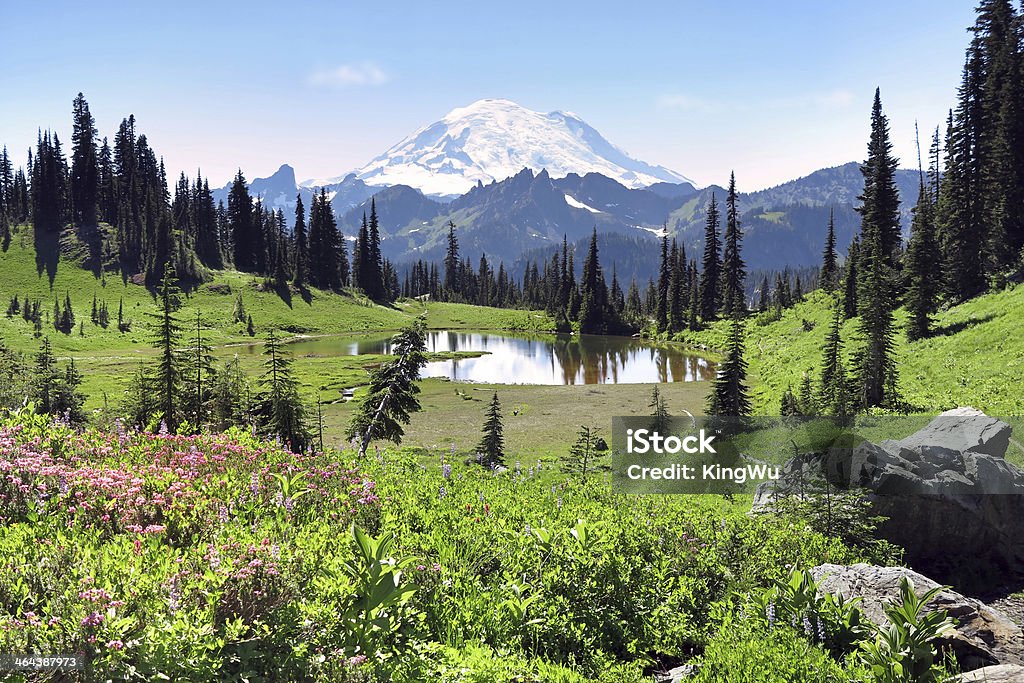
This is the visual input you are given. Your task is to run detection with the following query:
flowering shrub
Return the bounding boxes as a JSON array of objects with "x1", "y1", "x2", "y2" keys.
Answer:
[{"x1": 0, "y1": 410, "x2": 879, "y2": 681}]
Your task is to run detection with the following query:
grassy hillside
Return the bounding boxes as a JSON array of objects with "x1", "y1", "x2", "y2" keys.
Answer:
[
  {"x1": 0, "y1": 225, "x2": 553, "y2": 414},
  {"x1": 675, "y1": 285, "x2": 1024, "y2": 416}
]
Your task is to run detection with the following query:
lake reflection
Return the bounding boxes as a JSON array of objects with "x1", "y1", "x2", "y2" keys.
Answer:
[{"x1": 285, "y1": 331, "x2": 715, "y2": 386}]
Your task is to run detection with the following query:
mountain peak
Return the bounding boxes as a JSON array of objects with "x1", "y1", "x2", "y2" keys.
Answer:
[{"x1": 354, "y1": 99, "x2": 693, "y2": 197}]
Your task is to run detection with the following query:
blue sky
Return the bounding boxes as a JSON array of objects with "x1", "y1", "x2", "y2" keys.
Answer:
[{"x1": 1, "y1": 1, "x2": 978, "y2": 191}]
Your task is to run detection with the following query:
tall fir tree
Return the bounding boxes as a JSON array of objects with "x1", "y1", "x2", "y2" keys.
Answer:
[
  {"x1": 821, "y1": 208, "x2": 839, "y2": 291},
  {"x1": 292, "y1": 194, "x2": 308, "y2": 288},
  {"x1": 720, "y1": 172, "x2": 747, "y2": 317},
  {"x1": 149, "y1": 263, "x2": 183, "y2": 430},
  {"x1": 578, "y1": 228, "x2": 611, "y2": 334},
  {"x1": 699, "y1": 193, "x2": 721, "y2": 321},
  {"x1": 70, "y1": 93, "x2": 99, "y2": 228},
  {"x1": 477, "y1": 392, "x2": 506, "y2": 468}
]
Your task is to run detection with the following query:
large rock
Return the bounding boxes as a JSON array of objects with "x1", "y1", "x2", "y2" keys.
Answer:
[
  {"x1": 754, "y1": 410, "x2": 1024, "y2": 591},
  {"x1": 812, "y1": 564, "x2": 1024, "y2": 672},
  {"x1": 956, "y1": 665, "x2": 1024, "y2": 682}
]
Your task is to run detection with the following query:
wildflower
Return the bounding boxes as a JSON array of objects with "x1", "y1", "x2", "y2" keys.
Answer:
[
  {"x1": 557, "y1": 497, "x2": 563, "y2": 509},
  {"x1": 81, "y1": 611, "x2": 104, "y2": 628},
  {"x1": 766, "y1": 602, "x2": 776, "y2": 627},
  {"x1": 802, "y1": 614, "x2": 813, "y2": 638},
  {"x1": 158, "y1": 421, "x2": 169, "y2": 436},
  {"x1": 816, "y1": 617, "x2": 826, "y2": 642},
  {"x1": 439, "y1": 485, "x2": 447, "y2": 500},
  {"x1": 168, "y1": 577, "x2": 181, "y2": 613},
  {"x1": 442, "y1": 463, "x2": 452, "y2": 480},
  {"x1": 107, "y1": 640, "x2": 124, "y2": 651}
]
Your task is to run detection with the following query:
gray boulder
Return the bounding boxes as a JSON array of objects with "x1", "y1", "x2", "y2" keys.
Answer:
[
  {"x1": 812, "y1": 563, "x2": 1024, "y2": 672},
  {"x1": 754, "y1": 409, "x2": 1024, "y2": 591}
]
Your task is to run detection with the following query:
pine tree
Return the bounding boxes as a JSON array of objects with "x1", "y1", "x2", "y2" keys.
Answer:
[
  {"x1": 32, "y1": 337, "x2": 59, "y2": 415},
  {"x1": 649, "y1": 385, "x2": 669, "y2": 433},
  {"x1": 561, "y1": 425, "x2": 609, "y2": 479},
  {"x1": 292, "y1": 194, "x2": 308, "y2": 288},
  {"x1": 818, "y1": 304, "x2": 853, "y2": 417},
  {"x1": 443, "y1": 221, "x2": 460, "y2": 298},
  {"x1": 347, "y1": 321, "x2": 428, "y2": 456},
  {"x1": 70, "y1": 93, "x2": 99, "y2": 228},
  {"x1": 228, "y1": 170, "x2": 254, "y2": 272},
  {"x1": 905, "y1": 176, "x2": 941, "y2": 341},
  {"x1": 477, "y1": 392, "x2": 506, "y2": 468},
  {"x1": 182, "y1": 310, "x2": 216, "y2": 429},
  {"x1": 256, "y1": 331, "x2": 310, "y2": 452},
  {"x1": 149, "y1": 263, "x2": 182, "y2": 431},
  {"x1": 656, "y1": 234, "x2": 670, "y2": 331},
  {"x1": 699, "y1": 193, "x2": 722, "y2": 320},
  {"x1": 707, "y1": 318, "x2": 751, "y2": 417},
  {"x1": 720, "y1": 173, "x2": 746, "y2": 317},
  {"x1": 853, "y1": 90, "x2": 901, "y2": 409},
  {"x1": 578, "y1": 228, "x2": 611, "y2": 334},
  {"x1": 308, "y1": 188, "x2": 346, "y2": 290},
  {"x1": 668, "y1": 240, "x2": 686, "y2": 333},
  {"x1": 821, "y1": 208, "x2": 839, "y2": 291},
  {"x1": 856, "y1": 89, "x2": 903, "y2": 278},
  {"x1": 366, "y1": 198, "x2": 385, "y2": 300}
]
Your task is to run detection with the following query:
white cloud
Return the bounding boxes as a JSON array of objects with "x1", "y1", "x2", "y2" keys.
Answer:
[{"x1": 308, "y1": 62, "x2": 390, "y2": 88}]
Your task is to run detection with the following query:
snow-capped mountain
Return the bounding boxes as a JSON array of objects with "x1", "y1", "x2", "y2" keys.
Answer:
[{"x1": 308, "y1": 99, "x2": 694, "y2": 197}]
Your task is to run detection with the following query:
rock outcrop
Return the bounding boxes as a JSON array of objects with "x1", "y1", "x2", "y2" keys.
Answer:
[
  {"x1": 754, "y1": 409, "x2": 1024, "y2": 591},
  {"x1": 812, "y1": 563, "x2": 1024, "y2": 672}
]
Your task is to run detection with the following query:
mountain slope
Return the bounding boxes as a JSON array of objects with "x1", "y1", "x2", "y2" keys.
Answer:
[{"x1": 348, "y1": 98, "x2": 694, "y2": 197}]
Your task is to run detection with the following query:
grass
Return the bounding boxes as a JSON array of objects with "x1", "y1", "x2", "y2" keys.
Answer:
[{"x1": 674, "y1": 286, "x2": 1024, "y2": 416}]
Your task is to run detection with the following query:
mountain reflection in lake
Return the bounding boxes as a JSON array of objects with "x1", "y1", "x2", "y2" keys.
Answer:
[{"x1": 285, "y1": 331, "x2": 715, "y2": 386}]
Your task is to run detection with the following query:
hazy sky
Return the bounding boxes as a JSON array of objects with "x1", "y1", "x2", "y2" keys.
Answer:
[{"x1": 1, "y1": 1, "x2": 978, "y2": 191}]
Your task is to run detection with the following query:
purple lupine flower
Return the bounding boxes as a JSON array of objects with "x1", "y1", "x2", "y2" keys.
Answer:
[
  {"x1": 439, "y1": 485, "x2": 447, "y2": 500},
  {"x1": 442, "y1": 463, "x2": 452, "y2": 480},
  {"x1": 766, "y1": 602, "x2": 776, "y2": 627},
  {"x1": 158, "y1": 420, "x2": 169, "y2": 436},
  {"x1": 168, "y1": 578, "x2": 181, "y2": 612},
  {"x1": 816, "y1": 617, "x2": 826, "y2": 642},
  {"x1": 284, "y1": 496, "x2": 295, "y2": 513}
]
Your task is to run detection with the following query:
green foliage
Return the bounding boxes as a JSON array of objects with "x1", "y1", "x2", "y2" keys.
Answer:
[
  {"x1": 857, "y1": 577, "x2": 957, "y2": 683},
  {"x1": 748, "y1": 567, "x2": 867, "y2": 658},
  {"x1": 692, "y1": 617, "x2": 861, "y2": 683}
]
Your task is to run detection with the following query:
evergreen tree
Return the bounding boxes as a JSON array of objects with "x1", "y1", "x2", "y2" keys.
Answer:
[
  {"x1": 821, "y1": 208, "x2": 839, "y2": 291},
  {"x1": 228, "y1": 170, "x2": 254, "y2": 272},
  {"x1": 853, "y1": 90, "x2": 901, "y2": 409},
  {"x1": 182, "y1": 310, "x2": 216, "y2": 429},
  {"x1": 707, "y1": 318, "x2": 752, "y2": 417},
  {"x1": 699, "y1": 193, "x2": 722, "y2": 320},
  {"x1": 656, "y1": 234, "x2": 670, "y2": 331},
  {"x1": 856, "y1": 89, "x2": 903, "y2": 279},
  {"x1": 578, "y1": 228, "x2": 611, "y2": 334},
  {"x1": 668, "y1": 240, "x2": 686, "y2": 333},
  {"x1": 148, "y1": 263, "x2": 183, "y2": 430},
  {"x1": 347, "y1": 321, "x2": 428, "y2": 456},
  {"x1": 308, "y1": 188, "x2": 346, "y2": 290},
  {"x1": 720, "y1": 172, "x2": 747, "y2": 317},
  {"x1": 443, "y1": 221, "x2": 460, "y2": 298},
  {"x1": 477, "y1": 392, "x2": 506, "y2": 468},
  {"x1": 292, "y1": 194, "x2": 308, "y2": 288},
  {"x1": 819, "y1": 304, "x2": 853, "y2": 417},
  {"x1": 905, "y1": 176, "x2": 941, "y2": 341},
  {"x1": 256, "y1": 331, "x2": 310, "y2": 452},
  {"x1": 561, "y1": 425, "x2": 609, "y2": 479},
  {"x1": 649, "y1": 385, "x2": 670, "y2": 433},
  {"x1": 366, "y1": 198, "x2": 385, "y2": 300},
  {"x1": 70, "y1": 93, "x2": 99, "y2": 228}
]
